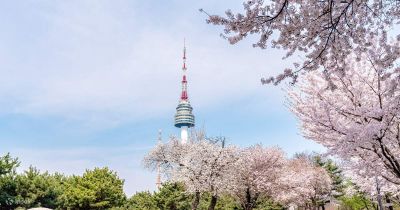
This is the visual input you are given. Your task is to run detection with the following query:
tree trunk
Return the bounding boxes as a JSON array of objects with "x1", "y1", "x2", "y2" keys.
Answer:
[
  {"x1": 376, "y1": 177, "x2": 384, "y2": 210},
  {"x1": 191, "y1": 191, "x2": 200, "y2": 210},
  {"x1": 386, "y1": 195, "x2": 393, "y2": 210},
  {"x1": 242, "y1": 187, "x2": 255, "y2": 210},
  {"x1": 208, "y1": 195, "x2": 218, "y2": 210},
  {"x1": 169, "y1": 203, "x2": 177, "y2": 210}
]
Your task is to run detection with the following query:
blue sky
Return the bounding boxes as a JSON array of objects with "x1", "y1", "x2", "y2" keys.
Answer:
[{"x1": 0, "y1": 0, "x2": 323, "y2": 195}]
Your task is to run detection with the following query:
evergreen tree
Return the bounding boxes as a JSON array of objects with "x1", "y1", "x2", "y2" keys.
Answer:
[
  {"x1": 339, "y1": 181, "x2": 375, "y2": 210},
  {"x1": 313, "y1": 155, "x2": 345, "y2": 198},
  {"x1": 153, "y1": 182, "x2": 191, "y2": 210},
  {"x1": 58, "y1": 167, "x2": 126, "y2": 210},
  {"x1": 198, "y1": 193, "x2": 242, "y2": 210},
  {"x1": 15, "y1": 167, "x2": 64, "y2": 209},
  {"x1": 127, "y1": 191, "x2": 158, "y2": 210},
  {"x1": 252, "y1": 196, "x2": 284, "y2": 210},
  {"x1": 0, "y1": 153, "x2": 20, "y2": 210}
]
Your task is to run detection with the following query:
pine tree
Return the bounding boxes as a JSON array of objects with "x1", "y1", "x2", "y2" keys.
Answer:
[
  {"x1": 313, "y1": 156, "x2": 345, "y2": 198},
  {"x1": 0, "y1": 153, "x2": 20, "y2": 210},
  {"x1": 153, "y1": 182, "x2": 191, "y2": 210}
]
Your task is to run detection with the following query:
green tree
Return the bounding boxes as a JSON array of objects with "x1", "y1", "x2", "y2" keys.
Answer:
[
  {"x1": 253, "y1": 196, "x2": 283, "y2": 210},
  {"x1": 125, "y1": 191, "x2": 158, "y2": 210},
  {"x1": 313, "y1": 155, "x2": 345, "y2": 198},
  {"x1": 153, "y1": 182, "x2": 191, "y2": 210},
  {"x1": 199, "y1": 193, "x2": 241, "y2": 210},
  {"x1": 58, "y1": 167, "x2": 126, "y2": 210},
  {"x1": 340, "y1": 193, "x2": 375, "y2": 210},
  {"x1": 15, "y1": 166, "x2": 64, "y2": 209},
  {"x1": 0, "y1": 153, "x2": 20, "y2": 210}
]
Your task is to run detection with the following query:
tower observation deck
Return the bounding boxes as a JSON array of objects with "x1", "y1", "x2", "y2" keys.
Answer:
[{"x1": 174, "y1": 41, "x2": 195, "y2": 143}]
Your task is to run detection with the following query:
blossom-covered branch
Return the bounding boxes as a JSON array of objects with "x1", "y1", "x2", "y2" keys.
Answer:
[{"x1": 204, "y1": 0, "x2": 400, "y2": 84}]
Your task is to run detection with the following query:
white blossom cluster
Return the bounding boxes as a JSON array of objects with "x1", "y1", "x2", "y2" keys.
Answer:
[
  {"x1": 342, "y1": 160, "x2": 400, "y2": 198},
  {"x1": 143, "y1": 133, "x2": 332, "y2": 209},
  {"x1": 278, "y1": 157, "x2": 332, "y2": 206}
]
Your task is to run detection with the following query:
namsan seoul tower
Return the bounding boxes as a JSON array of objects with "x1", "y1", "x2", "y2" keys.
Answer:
[{"x1": 174, "y1": 41, "x2": 195, "y2": 144}]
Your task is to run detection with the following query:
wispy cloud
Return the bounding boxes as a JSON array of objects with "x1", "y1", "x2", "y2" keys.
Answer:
[
  {"x1": 0, "y1": 0, "x2": 323, "y2": 194},
  {"x1": 0, "y1": 0, "x2": 288, "y2": 128}
]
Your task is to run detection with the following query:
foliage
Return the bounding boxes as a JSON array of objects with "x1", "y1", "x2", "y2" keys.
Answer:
[
  {"x1": 153, "y1": 182, "x2": 191, "y2": 210},
  {"x1": 339, "y1": 193, "x2": 375, "y2": 210},
  {"x1": 15, "y1": 166, "x2": 64, "y2": 209},
  {"x1": 110, "y1": 191, "x2": 158, "y2": 210},
  {"x1": 315, "y1": 157, "x2": 345, "y2": 198},
  {"x1": 58, "y1": 167, "x2": 126, "y2": 210},
  {"x1": 0, "y1": 153, "x2": 19, "y2": 176},
  {"x1": 252, "y1": 196, "x2": 284, "y2": 210},
  {"x1": 0, "y1": 153, "x2": 20, "y2": 210},
  {"x1": 127, "y1": 191, "x2": 158, "y2": 210},
  {"x1": 118, "y1": 183, "x2": 242, "y2": 210},
  {"x1": 198, "y1": 193, "x2": 242, "y2": 210}
]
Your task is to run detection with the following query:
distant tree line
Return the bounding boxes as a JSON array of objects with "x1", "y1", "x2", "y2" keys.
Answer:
[
  {"x1": 0, "y1": 150, "x2": 396, "y2": 210},
  {"x1": 0, "y1": 153, "x2": 125, "y2": 210}
]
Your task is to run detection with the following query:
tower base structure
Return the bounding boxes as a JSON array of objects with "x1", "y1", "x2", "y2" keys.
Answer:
[{"x1": 180, "y1": 126, "x2": 188, "y2": 144}]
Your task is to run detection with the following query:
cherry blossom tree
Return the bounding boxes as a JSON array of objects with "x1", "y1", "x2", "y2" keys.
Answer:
[
  {"x1": 177, "y1": 139, "x2": 238, "y2": 210},
  {"x1": 145, "y1": 133, "x2": 336, "y2": 209},
  {"x1": 203, "y1": 0, "x2": 400, "y2": 84},
  {"x1": 278, "y1": 157, "x2": 332, "y2": 208},
  {"x1": 287, "y1": 50, "x2": 400, "y2": 186},
  {"x1": 143, "y1": 132, "x2": 239, "y2": 210},
  {"x1": 231, "y1": 145, "x2": 286, "y2": 210},
  {"x1": 294, "y1": 152, "x2": 346, "y2": 198}
]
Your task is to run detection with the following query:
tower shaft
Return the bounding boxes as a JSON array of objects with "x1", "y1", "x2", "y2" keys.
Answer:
[{"x1": 181, "y1": 126, "x2": 188, "y2": 144}]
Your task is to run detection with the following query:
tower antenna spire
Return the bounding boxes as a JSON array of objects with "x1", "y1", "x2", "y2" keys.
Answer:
[{"x1": 181, "y1": 39, "x2": 188, "y2": 101}]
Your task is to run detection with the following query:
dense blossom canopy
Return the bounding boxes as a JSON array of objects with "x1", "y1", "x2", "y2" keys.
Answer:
[
  {"x1": 144, "y1": 133, "x2": 332, "y2": 209},
  {"x1": 288, "y1": 54, "x2": 400, "y2": 185},
  {"x1": 278, "y1": 157, "x2": 332, "y2": 207},
  {"x1": 232, "y1": 145, "x2": 286, "y2": 210}
]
